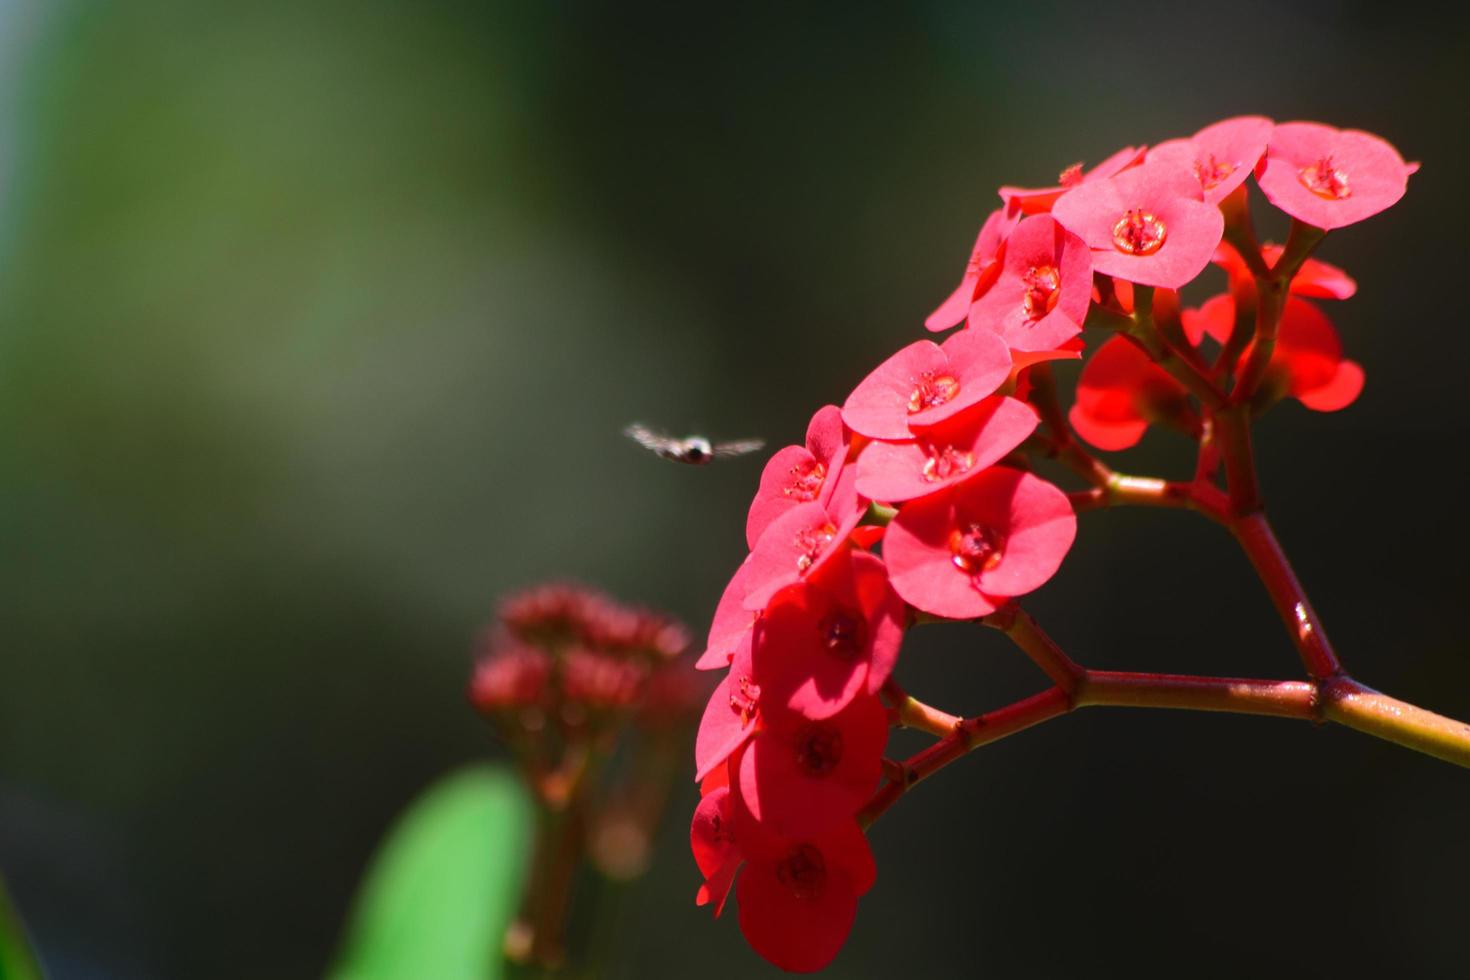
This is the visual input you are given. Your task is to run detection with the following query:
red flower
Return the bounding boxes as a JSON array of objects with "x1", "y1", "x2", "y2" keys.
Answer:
[
  {"x1": 1184, "y1": 294, "x2": 1364, "y2": 411},
  {"x1": 746, "y1": 405, "x2": 849, "y2": 549},
  {"x1": 854, "y1": 395, "x2": 1038, "y2": 503},
  {"x1": 468, "y1": 641, "x2": 550, "y2": 714},
  {"x1": 561, "y1": 647, "x2": 646, "y2": 710},
  {"x1": 750, "y1": 550, "x2": 905, "y2": 720},
  {"x1": 1068, "y1": 334, "x2": 1190, "y2": 450},
  {"x1": 998, "y1": 144, "x2": 1146, "y2": 217},
  {"x1": 841, "y1": 329, "x2": 1012, "y2": 440},
  {"x1": 697, "y1": 558, "x2": 754, "y2": 670},
  {"x1": 968, "y1": 214, "x2": 1093, "y2": 351},
  {"x1": 691, "y1": 784, "x2": 741, "y2": 915},
  {"x1": 883, "y1": 468, "x2": 1076, "y2": 619},
  {"x1": 925, "y1": 207, "x2": 1018, "y2": 331},
  {"x1": 1212, "y1": 241, "x2": 1357, "y2": 301},
  {"x1": 1148, "y1": 115, "x2": 1274, "y2": 205},
  {"x1": 1255, "y1": 122, "x2": 1416, "y2": 230},
  {"x1": 742, "y1": 501, "x2": 865, "y2": 612},
  {"x1": 1051, "y1": 161, "x2": 1225, "y2": 289},
  {"x1": 695, "y1": 636, "x2": 759, "y2": 781},
  {"x1": 734, "y1": 810, "x2": 877, "y2": 973},
  {"x1": 736, "y1": 691, "x2": 887, "y2": 839}
]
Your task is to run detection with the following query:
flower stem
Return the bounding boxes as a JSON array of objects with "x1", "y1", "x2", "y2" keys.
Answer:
[
  {"x1": 1214, "y1": 403, "x2": 1261, "y2": 516},
  {"x1": 1126, "y1": 288, "x2": 1228, "y2": 411},
  {"x1": 1228, "y1": 511, "x2": 1341, "y2": 680},
  {"x1": 1320, "y1": 677, "x2": 1470, "y2": 767},
  {"x1": 983, "y1": 604, "x2": 1084, "y2": 693},
  {"x1": 862, "y1": 668, "x2": 1470, "y2": 828},
  {"x1": 1067, "y1": 474, "x2": 1229, "y2": 523},
  {"x1": 1077, "y1": 670, "x2": 1316, "y2": 718}
]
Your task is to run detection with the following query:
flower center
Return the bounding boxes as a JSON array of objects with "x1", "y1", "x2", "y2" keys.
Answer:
[
  {"x1": 776, "y1": 844, "x2": 827, "y2": 900},
  {"x1": 783, "y1": 460, "x2": 826, "y2": 502},
  {"x1": 1111, "y1": 210, "x2": 1167, "y2": 255},
  {"x1": 817, "y1": 607, "x2": 867, "y2": 660},
  {"x1": 921, "y1": 444, "x2": 975, "y2": 483},
  {"x1": 727, "y1": 675, "x2": 760, "y2": 725},
  {"x1": 949, "y1": 523, "x2": 1005, "y2": 574},
  {"x1": 1194, "y1": 153, "x2": 1236, "y2": 191},
  {"x1": 1020, "y1": 264, "x2": 1061, "y2": 320},
  {"x1": 1058, "y1": 162, "x2": 1085, "y2": 187},
  {"x1": 1298, "y1": 156, "x2": 1351, "y2": 200},
  {"x1": 793, "y1": 523, "x2": 838, "y2": 573},
  {"x1": 907, "y1": 372, "x2": 960, "y2": 414},
  {"x1": 796, "y1": 724, "x2": 844, "y2": 777}
]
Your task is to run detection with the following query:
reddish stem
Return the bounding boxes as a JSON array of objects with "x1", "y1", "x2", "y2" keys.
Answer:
[{"x1": 1229, "y1": 512, "x2": 1342, "y2": 680}]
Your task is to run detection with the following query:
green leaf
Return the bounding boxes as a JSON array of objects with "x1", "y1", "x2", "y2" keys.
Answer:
[
  {"x1": 0, "y1": 871, "x2": 44, "y2": 980},
  {"x1": 331, "y1": 764, "x2": 534, "y2": 980}
]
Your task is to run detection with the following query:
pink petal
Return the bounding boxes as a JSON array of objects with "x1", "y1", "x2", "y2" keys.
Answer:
[
  {"x1": 967, "y1": 214, "x2": 1092, "y2": 351},
  {"x1": 854, "y1": 396, "x2": 1038, "y2": 503},
  {"x1": 1149, "y1": 116, "x2": 1273, "y2": 205},
  {"x1": 736, "y1": 851, "x2": 858, "y2": 973},
  {"x1": 1067, "y1": 407, "x2": 1148, "y2": 452},
  {"x1": 698, "y1": 558, "x2": 754, "y2": 670},
  {"x1": 1052, "y1": 161, "x2": 1224, "y2": 289},
  {"x1": 694, "y1": 640, "x2": 757, "y2": 782},
  {"x1": 751, "y1": 551, "x2": 905, "y2": 719},
  {"x1": 743, "y1": 502, "x2": 863, "y2": 612},
  {"x1": 744, "y1": 406, "x2": 848, "y2": 548},
  {"x1": 842, "y1": 339, "x2": 950, "y2": 440},
  {"x1": 737, "y1": 694, "x2": 887, "y2": 840},
  {"x1": 1296, "y1": 360, "x2": 1364, "y2": 412},
  {"x1": 925, "y1": 208, "x2": 1016, "y2": 331},
  {"x1": 883, "y1": 490, "x2": 1000, "y2": 620},
  {"x1": 1255, "y1": 122, "x2": 1413, "y2": 230},
  {"x1": 907, "y1": 328, "x2": 1013, "y2": 428},
  {"x1": 966, "y1": 471, "x2": 1077, "y2": 597},
  {"x1": 691, "y1": 786, "x2": 741, "y2": 916}
]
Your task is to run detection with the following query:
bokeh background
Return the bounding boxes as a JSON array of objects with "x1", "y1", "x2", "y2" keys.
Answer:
[{"x1": 2, "y1": 1, "x2": 1468, "y2": 977}]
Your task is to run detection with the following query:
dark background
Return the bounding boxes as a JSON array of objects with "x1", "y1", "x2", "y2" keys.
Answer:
[{"x1": 1, "y1": 1, "x2": 1467, "y2": 977}]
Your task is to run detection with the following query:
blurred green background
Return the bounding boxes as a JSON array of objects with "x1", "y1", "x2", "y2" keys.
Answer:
[{"x1": 2, "y1": 1, "x2": 1468, "y2": 976}]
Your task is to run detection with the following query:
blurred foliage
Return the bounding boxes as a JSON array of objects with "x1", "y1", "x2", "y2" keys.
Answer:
[
  {"x1": 0, "y1": 872, "x2": 43, "y2": 980},
  {"x1": 331, "y1": 765, "x2": 531, "y2": 980}
]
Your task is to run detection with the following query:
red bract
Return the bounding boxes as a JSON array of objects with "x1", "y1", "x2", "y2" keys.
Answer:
[
  {"x1": 1148, "y1": 115, "x2": 1274, "y2": 205},
  {"x1": 1255, "y1": 122, "x2": 1415, "y2": 230},
  {"x1": 1185, "y1": 294, "x2": 1364, "y2": 411},
  {"x1": 691, "y1": 784, "x2": 740, "y2": 915},
  {"x1": 841, "y1": 329, "x2": 1012, "y2": 440},
  {"x1": 883, "y1": 468, "x2": 1076, "y2": 619},
  {"x1": 737, "y1": 692, "x2": 887, "y2": 839},
  {"x1": 1068, "y1": 334, "x2": 1190, "y2": 450},
  {"x1": 1051, "y1": 161, "x2": 1225, "y2": 289},
  {"x1": 968, "y1": 214, "x2": 1093, "y2": 351},
  {"x1": 854, "y1": 395, "x2": 1038, "y2": 503},
  {"x1": 746, "y1": 405, "x2": 849, "y2": 549},
  {"x1": 697, "y1": 558, "x2": 754, "y2": 670},
  {"x1": 735, "y1": 814, "x2": 876, "y2": 974},
  {"x1": 1213, "y1": 241, "x2": 1357, "y2": 301},
  {"x1": 925, "y1": 207, "x2": 1018, "y2": 331},
  {"x1": 469, "y1": 642, "x2": 550, "y2": 713},
  {"x1": 695, "y1": 637, "x2": 758, "y2": 781},
  {"x1": 743, "y1": 501, "x2": 864, "y2": 612},
  {"x1": 751, "y1": 550, "x2": 904, "y2": 720},
  {"x1": 998, "y1": 144, "x2": 1146, "y2": 217}
]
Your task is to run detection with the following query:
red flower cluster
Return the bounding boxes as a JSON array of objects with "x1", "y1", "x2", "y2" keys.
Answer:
[
  {"x1": 691, "y1": 116, "x2": 1413, "y2": 972},
  {"x1": 472, "y1": 582, "x2": 693, "y2": 730}
]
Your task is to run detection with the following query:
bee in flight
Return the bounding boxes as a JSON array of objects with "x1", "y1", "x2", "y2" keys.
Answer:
[{"x1": 624, "y1": 424, "x2": 764, "y2": 465}]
